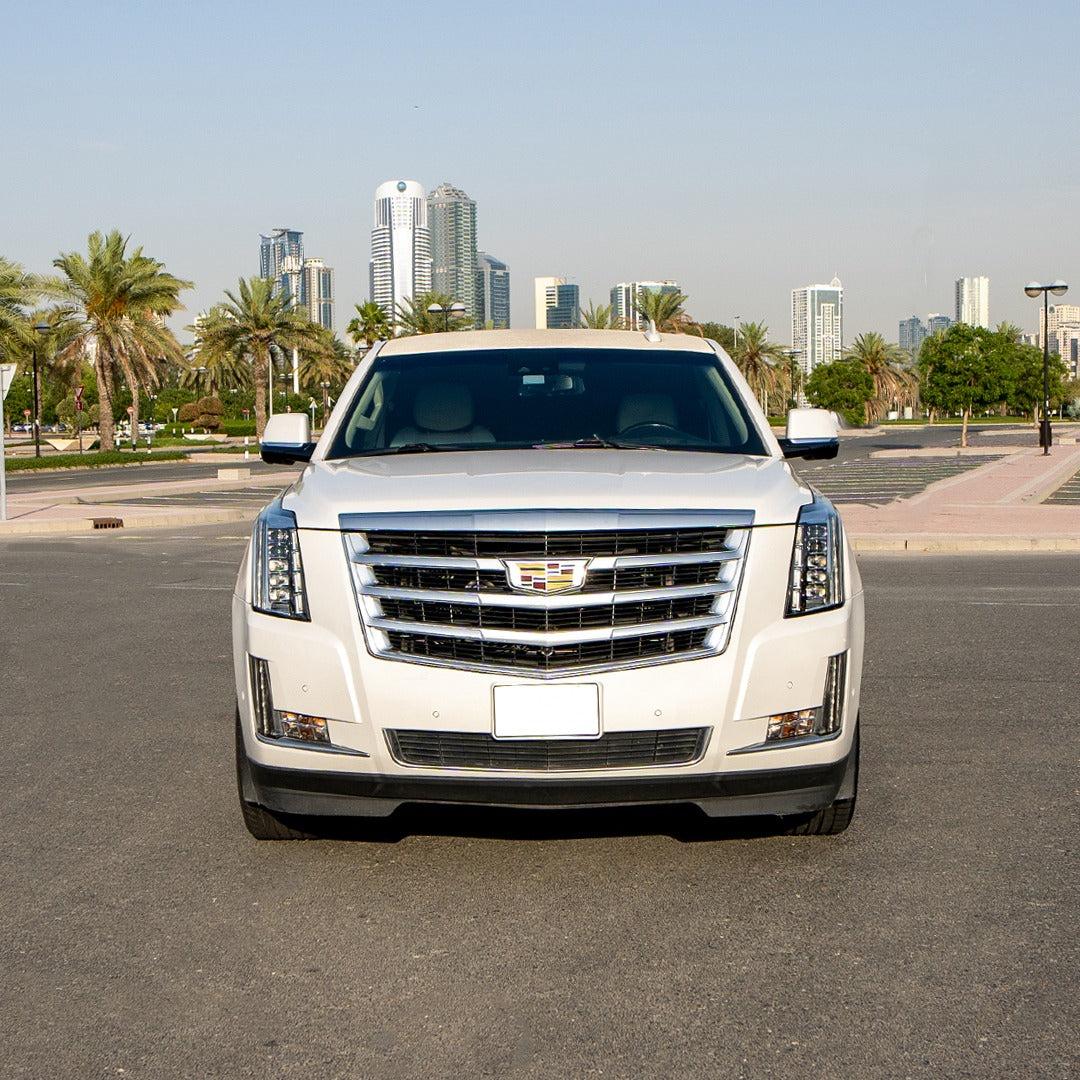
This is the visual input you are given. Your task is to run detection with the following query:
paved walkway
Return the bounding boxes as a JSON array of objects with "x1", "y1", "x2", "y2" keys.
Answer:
[
  {"x1": 839, "y1": 444, "x2": 1080, "y2": 551},
  {"x1": 2, "y1": 443, "x2": 1080, "y2": 551}
]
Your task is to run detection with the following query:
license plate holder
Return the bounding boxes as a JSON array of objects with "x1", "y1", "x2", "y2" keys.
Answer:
[{"x1": 492, "y1": 684, "x2": 600, "y2": 740}]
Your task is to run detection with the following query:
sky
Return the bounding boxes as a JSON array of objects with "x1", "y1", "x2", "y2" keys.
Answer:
[{"x1": 3, "y1": 0, "x2": 1078, "y2": 345}]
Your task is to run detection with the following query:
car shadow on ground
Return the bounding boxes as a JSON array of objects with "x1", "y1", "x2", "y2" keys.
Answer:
[{"x1": 292, "y1": 803, "x2": 803, "y2": 844}]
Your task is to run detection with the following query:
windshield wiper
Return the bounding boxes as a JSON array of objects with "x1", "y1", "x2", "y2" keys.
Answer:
[
  {"x1": 361, "y1": 443, "x2": 443, "y2": 456},
  {"x1": 534, "y1": 435, "x2": 671, "y2": 451}
]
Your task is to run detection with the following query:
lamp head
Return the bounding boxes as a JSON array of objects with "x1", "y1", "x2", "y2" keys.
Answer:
[
  {"x1": 1050, "y1": 280, "x2": 1069, "y2": 296},
  {"x1": 1024, "y1": 283, "x2": 1043, "y2": 298}
]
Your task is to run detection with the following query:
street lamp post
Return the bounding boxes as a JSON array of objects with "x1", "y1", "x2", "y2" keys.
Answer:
[
  {"x1": 426, "y1": 301, "x2": 466, "y2": 331},
  {"x1": 733, "y1": 316, "x2": 741, "y2": 356},
  {"x1": 1024, "y1": 280, "x2": 1069, "y2": 455},
  {"x1": 32, "y1": 320, "x2": 50, "y2": 458}
]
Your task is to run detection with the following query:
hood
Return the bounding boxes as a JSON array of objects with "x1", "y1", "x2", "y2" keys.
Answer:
[{"x1": 281, "y1": 449, "x2": 813, "y2": 530}]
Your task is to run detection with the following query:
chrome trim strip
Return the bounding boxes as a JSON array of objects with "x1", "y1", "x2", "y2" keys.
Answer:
[
  {"x1": 341, "y1": 508, "x2": 756, "y2": 532},
  {"x1": 368, "y1": 613, "x2": 728, "y2": 645},
  {"x1": 726, "y1": 729, "x2": 843, "y2": 756},
  {"x1": 254, "y1": 732, "x2": 371, "y2": 757},
  {"x1": 357, "y1": 581, "x2": 733, "y2": 608},
  {"x1": 363, "y1": 646, "x2": 722, "y2": 681}
]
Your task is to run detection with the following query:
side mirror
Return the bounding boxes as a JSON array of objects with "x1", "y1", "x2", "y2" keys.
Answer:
[
  {"x1": 260, "y1": 413, "x2": 316, "y2": 465},
  {"x1": 778, "y1": 408, "x2": 840, "y2": 461}
]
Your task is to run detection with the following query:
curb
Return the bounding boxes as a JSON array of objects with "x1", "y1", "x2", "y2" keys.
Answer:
[
  {"x1": 851, "y1": 537, "x2": 1080, "y2": 553},
  {"x1": 0, "y1": 507, "x2": 256, "y2": 536}
]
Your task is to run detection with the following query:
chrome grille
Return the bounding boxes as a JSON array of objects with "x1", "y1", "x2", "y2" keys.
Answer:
[
  {"x1": 387, "y1": 728, "x2": 711, "y2": 770},
  {"x1": 344, "y1": 510, "x2": 752, "y2": 677}
]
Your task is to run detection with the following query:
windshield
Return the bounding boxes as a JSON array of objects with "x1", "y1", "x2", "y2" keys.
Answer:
[{"x1": 325, "y1": 347, "x2": 769, "y2": 458}]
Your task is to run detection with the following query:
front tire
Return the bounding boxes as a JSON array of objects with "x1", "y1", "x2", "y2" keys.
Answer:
[
  {"x1": 235, "y1": 708, "x2": 319, "y2": 840},
  {"x1": 785, "y1": 723, "x2": 859, "y2": 836}
]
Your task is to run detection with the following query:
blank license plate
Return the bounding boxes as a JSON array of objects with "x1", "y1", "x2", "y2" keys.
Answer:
[{"x1": 493, "y1": 684, "x2": 600, "y2": 740}]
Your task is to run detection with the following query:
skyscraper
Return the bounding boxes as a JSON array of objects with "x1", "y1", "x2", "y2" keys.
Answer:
[
  {"x1": 477, "y1": 252, "x2": 511, "y2": 329},
  {"x1": 1041, "y1": 303, "x2": 1080, "y2": 376},
  {"x1": 610, "y1": 281, "x2": 681, "y2": 330},
  {"x1": 534, "y1": 277, "x2": 580, "y2": 329},
  {"x1": 428, "y1": 183, "x2": 479, "y2": 324},
  {"x1": 370, "y1": 180, "x2": 432, "y2": 326},
  {"x1": 898, "y1": 316, "x2": 928, "y2": 355},
  {"x1": 927, "y1": 313, "x2": 954, "y2": 336},
  {"x1": 258, "y1": 228, "x2": 334, "y2": 329},
  {"x1": 955, "y1": 276, "x2": 990, "y2": 328},
  {"x1": 260, "y1": 228, "x2": 304, "y2": 303},
  {"x1": 302, "y1": 258, "x2": 335, "y2": 331},
  {"x1": 791, "y1": 278, "x2": 843, "y2": 375}
]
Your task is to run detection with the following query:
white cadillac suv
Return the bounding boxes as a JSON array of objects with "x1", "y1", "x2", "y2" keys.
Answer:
[{"x1": 233, "y1": 329, "x2": 863, "y2": 839}]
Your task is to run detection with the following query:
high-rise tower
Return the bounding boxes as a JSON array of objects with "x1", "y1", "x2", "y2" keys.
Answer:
[
  {"x1": 302, "y1": 258, "x2": 335, "y2": 331},
  {"x1": 954, "y1": 276, "x2": 990, "y2": 328},
  {"x1": 477, "y1": 252, "x2": 511, "y2": 329},
  {"x1": 534, "y1": 277, "x2": 580, "y2": 329},
  {"x1": 260, "y1": 228, "x2": 304, "y2": 304},
  {"x1": 370, "y1": 180, "x2": 432, "y2": 326},
  {"x1": 427, "y1": 183, "x2": 479, "y2": 324},
  {"x1": 791, "y1": 278, "x2": 843, "y2": 375},
  {"x1": 610, "y1": 281, "x2": 681, "y2": 330}
]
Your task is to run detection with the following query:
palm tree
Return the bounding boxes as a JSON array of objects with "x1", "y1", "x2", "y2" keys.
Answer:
[
  {"x1": 844, "y1": 332, "x2": 915, "y2": 423},
  {"x1": 579, "y1": 301, "x2": 619, "y2": 329},
  {"x1": 631, "y1": 289, "x2": 698, "y2": 334},
  {"x1": 730, "y1": 322, "x2": 788, "y2": 413},
  {"x1": 299, "y1": 333, "x2": 354, "y2": 392},
  {"x1": 192, "y1": 277, "x2": 329, "y2": 436},
  {"x1": 48, "y1": 231, "x2": 191, "y2": 451},
  {"x1": 395, "y1": 292, "x2": 472, "y2": 336},
  {"x1": 0, "y1": 258, "x2": 38, "y2": 358},
  {"x1": 346, "y1": 301, "x2": 392, "y2": 353},
  {"x1": 183, "y1": 306, "x2": 255, "y2": 397},
  {"x1": 0, "y1": 260, "x2": 40, "y2": 431}
]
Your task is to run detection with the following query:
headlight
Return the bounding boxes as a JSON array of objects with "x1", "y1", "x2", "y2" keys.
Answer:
[
  {"x1": 252, "y1": 503, "x2": 309, "y2": 620},
  {"x1": 785, "y1": 495, "x2": 844, "y2": 616}
]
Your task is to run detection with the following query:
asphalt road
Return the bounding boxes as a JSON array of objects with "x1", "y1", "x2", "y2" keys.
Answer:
[{"x1": 1, "y1": 529, "x2": 1076, "y2": 1079}]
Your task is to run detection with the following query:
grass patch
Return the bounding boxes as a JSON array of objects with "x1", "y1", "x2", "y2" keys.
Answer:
[{"x1": 5, "y1": 450, "x2": 188, "y2": 471}]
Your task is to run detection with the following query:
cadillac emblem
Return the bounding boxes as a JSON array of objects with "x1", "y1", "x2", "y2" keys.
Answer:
[{"x1": 505, "y1": 559, "x2": 589, "y2": 595}]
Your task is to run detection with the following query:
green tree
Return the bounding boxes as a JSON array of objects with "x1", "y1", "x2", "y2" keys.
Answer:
[
  {"x1": 48, "y1": 231, "x2": 191, "y2": 450},
  {"x1": 1008, "y1": 342, "x2": 1066, "y2": 427},
  {"x1": 0, "y1": 258, "x2": 38, "y2": 361},
  {"x1": 919, "y1": 324, "x2": 1013, "y2": 446},
  {"x1": 843, "y1": 331, "x2": 916, "y2": 423},
  {"x1": 191, "y1": 277, "x2": 328, "y2": 436},
  {"x1": 696, "y1": 321, "x2": 735, "y2": 352},
  {"x1": 580, "y1": 301, "x2": 619, "y2": 329},
  {"x1": 631, "y1": 289, "x2": 697, "y2": 334},
  {"x1": 299, "y1": 334, "x2": 354, "y2": 393},
  {"x1": 346, "y1": 300, "x2": 392, "y2": 352},
  {"x1": 395, "y1": 292, "x2": 472, "y2": 336},
  {"x1": 805, "y1": 359, "x2": 873, "y2": 427},
  {"x1": 731, "y1": 321, "x2": 788, "y2": 413}
]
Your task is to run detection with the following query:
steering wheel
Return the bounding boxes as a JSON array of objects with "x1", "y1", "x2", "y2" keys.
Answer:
[{"x1": 618, "y1": 422, "x2": 681, "y2": 437}]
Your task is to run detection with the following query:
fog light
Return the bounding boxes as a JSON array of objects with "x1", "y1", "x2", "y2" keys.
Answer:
[
  {"x1": 280, "y1": 712, "x2": 330, "y2": 743},
  {"x1": 767, "y1": 708, "x2": 820, "y2": 741},
  {"x1": 249, "y1": 656, "x2": 331, "y2": 746}
]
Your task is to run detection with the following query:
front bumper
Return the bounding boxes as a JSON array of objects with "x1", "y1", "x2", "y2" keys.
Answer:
[{"x1": 238, "y1": 740, "x2": 857, "y2": 820}]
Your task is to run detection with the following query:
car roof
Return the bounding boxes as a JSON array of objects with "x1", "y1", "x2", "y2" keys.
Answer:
[{"x1": 375, "y1": 328, "x2": 720, "y2": 356}]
